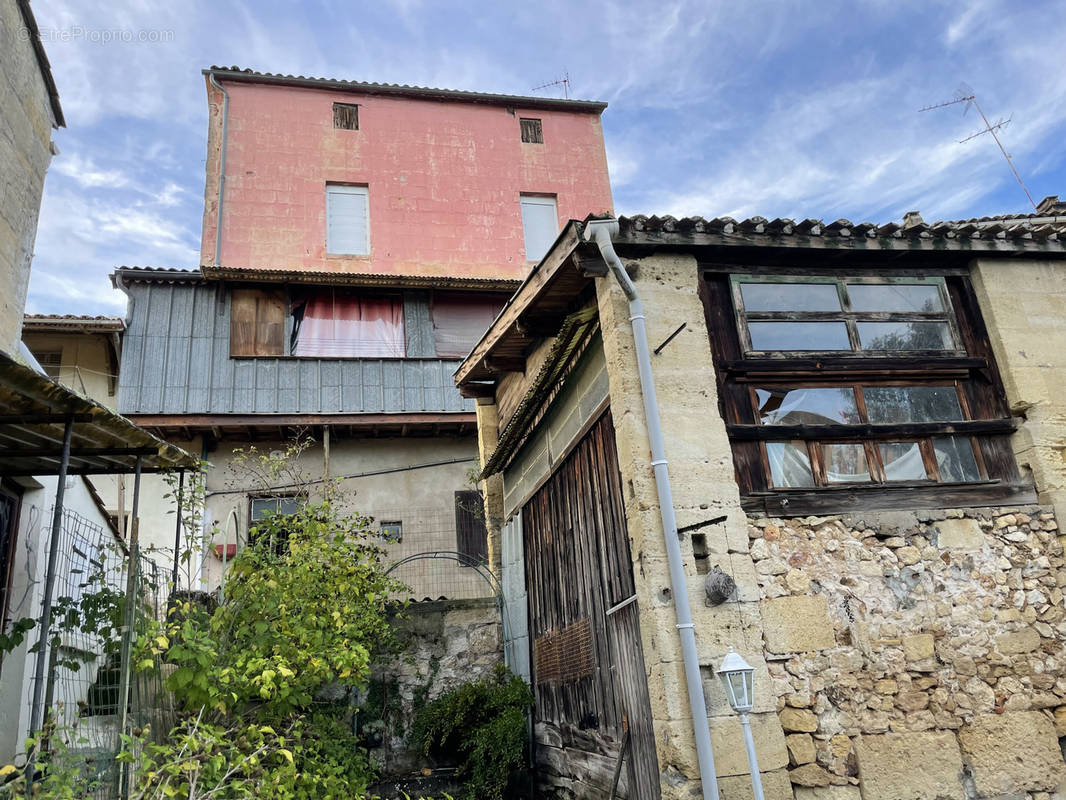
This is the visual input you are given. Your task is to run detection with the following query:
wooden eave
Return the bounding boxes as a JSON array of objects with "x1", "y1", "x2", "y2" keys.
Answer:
[{"x1": 454, "y1": 222, "x2": 602, "y2": 387}]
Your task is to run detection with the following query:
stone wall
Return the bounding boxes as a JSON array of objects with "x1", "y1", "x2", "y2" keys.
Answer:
[
  {"x1": 971, "y1": 259, "x2": 1066, "y2": 520},
  {"x1": 748, "y1": 506, "x2": 1066, "y2": 799},
  {"x1": 0, "y1": 0, "x2": 58, "y2": 354},
  {"x1": 366, "y1": 598, "x2": 504, "y2": 779}
]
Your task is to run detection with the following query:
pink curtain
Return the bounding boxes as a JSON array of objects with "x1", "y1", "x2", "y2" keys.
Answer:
[{"x1": 292, "y1": 293, "x2": 405, "y2": 357}]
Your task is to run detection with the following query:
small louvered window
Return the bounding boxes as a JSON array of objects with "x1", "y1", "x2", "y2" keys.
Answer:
[
  {"x1": 333, "y1": 103, "x2": 359, "y2": 130},
  {"x1": 520, "y1": 118, "x2": 543, "y2": 143}
]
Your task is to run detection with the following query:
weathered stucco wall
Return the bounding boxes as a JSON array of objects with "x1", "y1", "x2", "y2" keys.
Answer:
[
  {"x1": 21, "y1": 331, "x2": 117, "y2": 409},
  {"x1": 595, "y1": 254, "x2": 793, "y2": 799},
  {"x1": 971, "y1": 259, "x2": 1066, "y2": 519},
  {"x1": 749, "y1": 507, "x2": 1066, "y2": 799},
  {"x1": 199, "y1": 435, "x2": 486, "y2": 601},
  {"x1": 201, "y1": 79, "x2": 613, "y2": 280},
  {"x1": 0, "y1": 1, "x2": 57, "y2": 353}
]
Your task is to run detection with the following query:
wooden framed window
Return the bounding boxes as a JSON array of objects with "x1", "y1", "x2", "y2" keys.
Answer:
[
  {"x1": 249, "y1": 495, "x2": 302, "y2": 555},
  {"x1": 700, "y1": 266, "x2": 1032, "y2": 515},
  {"x1": 333, "y1": 102, "x2": 359, "y2": 130},
  {"x1": 230, "y1": 288, "x2": 287, "y2": 356},
  {"x1": 520, "y1": 118, "x2": 543, "y2": 143},
  {"x1": 731, "y1": 275, "x2": 963, "y2": 356},
  {"x1": 455, "y1": 490, "x2": 487, "y2": 565}
]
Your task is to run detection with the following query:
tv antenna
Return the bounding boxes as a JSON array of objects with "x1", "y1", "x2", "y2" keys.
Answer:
[
  {"x1": 920, "y1": 84, "x2": 1037, "y2": 210},
  {"x1": 532, "y1": 71, "x2": 571, "y2": 99}
]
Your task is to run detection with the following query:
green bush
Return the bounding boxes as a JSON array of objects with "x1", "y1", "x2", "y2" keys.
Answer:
[{"x1": 411, "y1": 666, "x2": 532, "y2": 800}]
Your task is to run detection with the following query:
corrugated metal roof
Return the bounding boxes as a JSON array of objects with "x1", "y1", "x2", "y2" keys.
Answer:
[
  {"x1": 204, "y1": 66, "x2": 608, "y2": 113},
  {"x1": 201, "y1": 266, "x2": 521, "y2": 292},
  {"x1": 0, "y1": 350, "x2": 195, "y2": 476}
]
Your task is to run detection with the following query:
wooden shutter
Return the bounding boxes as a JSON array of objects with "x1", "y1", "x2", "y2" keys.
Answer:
[
  {"x1": 455, "y1": 490, "x2": 488, "y2": 564},
  {"x1": 230, "y1": 289, "x2": 286, "y2": 356}
]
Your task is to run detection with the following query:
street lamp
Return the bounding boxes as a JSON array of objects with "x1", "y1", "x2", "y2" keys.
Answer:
[{"x1": 717, "y1": 647, "x2": 764, "y2": 800}]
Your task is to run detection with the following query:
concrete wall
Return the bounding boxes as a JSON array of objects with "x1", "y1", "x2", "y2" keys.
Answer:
[
  {"x1": 594, "y1": 253, "x2": 793, "y2": 799},
  {"x1": 0, "y1": 1, "x2": 58, "y2": 354},
  {"x1": 971, "y1": 259, "x2": 1066, "y2": 518},
  {"x1": 201, "y1": 79, "x2": 613, "y2": 280},
  {"x1": 21, "y1": 331, "x2": 117, "y2": 410},
  {"x1": 197, "y1": 435, "x2": 488, "y2": 601}
]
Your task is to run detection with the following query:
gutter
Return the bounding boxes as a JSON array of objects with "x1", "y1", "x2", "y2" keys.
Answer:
[
  {"x1": 207, "y1": 72, "x2": 230, "y2": 268},
  {"x1": 584, "y1": 218, "x2": 720, "y2": 800}
]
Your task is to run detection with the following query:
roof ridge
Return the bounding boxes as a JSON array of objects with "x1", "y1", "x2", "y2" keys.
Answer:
[{"x1": 202, "y1": 66, "x2": 608, "y2": 111}]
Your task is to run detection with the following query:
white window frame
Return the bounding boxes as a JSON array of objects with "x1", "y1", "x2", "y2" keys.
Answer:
[
  {"x1": 520, "y1": 194, "x2": 559, "y2": 262},
  {"x1": 326, "y1": 184, "x2": 370, "y2": 256}
]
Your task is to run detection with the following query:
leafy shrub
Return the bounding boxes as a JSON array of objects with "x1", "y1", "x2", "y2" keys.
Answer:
[{"x1": 411, "y1": 666, "x2": 532, "y2": 800}]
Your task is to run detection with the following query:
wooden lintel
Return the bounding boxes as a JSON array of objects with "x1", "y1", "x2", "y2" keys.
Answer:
[
  {"x1": 516, "y1": 315, "x2": 567, "y2": 338},
  {"x1": 484, "y1": 357, "x2": 526, "y2": 374},
  {"x1": 128, "y1": 412, "x2": 477, "y2": 429},
  {"x1": 727, "y1": 418, "x2": 1017, "y2": 441},
  {"x1": 458, "y1": 382, "x2": 497, "y2": 399}
]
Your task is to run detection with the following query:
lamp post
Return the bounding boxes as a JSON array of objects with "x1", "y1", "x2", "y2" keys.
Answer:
[{"x1": 717, "y1": 647, "x2": 764, "y2": 800}]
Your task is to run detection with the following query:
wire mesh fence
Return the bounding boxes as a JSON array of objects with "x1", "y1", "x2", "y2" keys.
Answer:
[
  {"x1": 19, "y1": 508, "x2": 176, "y2": 799},
  {"x1": 370, "y1": 507, "x2": 494, "y2": 602}
]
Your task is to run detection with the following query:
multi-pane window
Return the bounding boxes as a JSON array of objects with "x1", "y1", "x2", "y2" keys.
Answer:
[
  {"x1": 249, "y1": 496, "x2": 302, "y2": 555},
  {"x1": 701, "y1": 269, "x2": 1029, "y2": 514},
  {"x1": 731, "y1": 276, "x2": 961, "y2": 355}
]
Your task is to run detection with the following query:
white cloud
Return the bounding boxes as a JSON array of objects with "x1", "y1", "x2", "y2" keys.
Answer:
[{"x1": 51, "y1": 153, "x2": 130, "y2": 188}]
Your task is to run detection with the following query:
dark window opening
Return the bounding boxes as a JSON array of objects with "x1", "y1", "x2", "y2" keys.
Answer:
[
  {"x1": 32, "y1": 350, "x2": 63, "y2": 378},
  {"x1": 520, "y1": 118, "x2": 543, "y2": 143},
  {"x1": 379, "y1": 521, "x2": 402, "y2": 543},
  {"x1": 455, "y1": 490, "x2": 487, "y2": 565},
  {"x1": 290, "y1": 289, "x2": 405, "y2": 358},
  {"x1": 249, "y1": 496, "x2": 302, "y2": 555},
  {"x1": 700, "y1": 268, "x2": 1028, "y2": 514},
  {"x1": 333, "y1": 103, "x2": 359, "y2": 130},
  {"x1": 1, "y1": 481, "x2": 23, "y2": 653}
]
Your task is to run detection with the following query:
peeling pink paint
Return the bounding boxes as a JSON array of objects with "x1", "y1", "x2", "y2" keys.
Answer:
[{"x1": 200, "y1": 79, "x2": 614, "y2": 280}]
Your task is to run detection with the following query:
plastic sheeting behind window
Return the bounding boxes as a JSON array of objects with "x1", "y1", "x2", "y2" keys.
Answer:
[
  {"x1": 430, "y1": 294, "x2": 505, "y2": 358},
  {"x1": 291, "y1": 292, "x2": 404, "y2": 358}
]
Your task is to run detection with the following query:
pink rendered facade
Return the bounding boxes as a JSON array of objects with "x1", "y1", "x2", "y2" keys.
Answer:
[{"x1": 200, "y1": 76, "x2": 614, "y2": 281}]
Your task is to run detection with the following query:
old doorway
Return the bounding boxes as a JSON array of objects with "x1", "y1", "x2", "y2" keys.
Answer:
[{"x1": 523, "y1": 409, "x2": 659, "y2": 799}]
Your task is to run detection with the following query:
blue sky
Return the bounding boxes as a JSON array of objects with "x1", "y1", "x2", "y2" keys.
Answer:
[{"x1": 24, "y1": 0, "x2": 1066, "y2": 315}]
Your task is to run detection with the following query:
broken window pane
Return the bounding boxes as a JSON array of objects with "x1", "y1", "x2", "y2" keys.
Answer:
[
  {"x1": 878, "y1": 442, "x2": 930, "y2": 481},
  {"x1": 749, "y1": 321, "x2": 851, "y2": 351},
  {"x1": 933, "y1": 436, "x2": 981, "y2": 482},
  {"x1": 822, "y1": 443, "x2": 871, "y2": 483},
  {"x1": 766, "y1": 441, "x2": 815, "y2": 488},
  {"x1": 739, "y1": 282, "x2": 840, "y2": 312},
  {"x1": 756, "y1": 387, "x2": 860, "y2": 425},
  {"x1": 863, "y1": 386, "x2": 964, "y2": 423},
  {"x1": 847, "y1": 283, "x2": 943, "y2": 312},
  {"x1": 857, "y1": 321, "x2": 953, "y2": 351}
]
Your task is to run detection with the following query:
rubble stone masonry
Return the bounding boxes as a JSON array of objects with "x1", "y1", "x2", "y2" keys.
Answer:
[{"x1": 749, "y1": 507, "x2": 1066, "y2": 799}]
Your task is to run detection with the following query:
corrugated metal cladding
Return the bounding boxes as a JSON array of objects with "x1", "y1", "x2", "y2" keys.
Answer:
[{"x1": 117, "y1": 282, "x2": 476, "y2": 416}]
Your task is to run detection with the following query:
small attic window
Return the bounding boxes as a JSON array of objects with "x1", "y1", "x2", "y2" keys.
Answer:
[
  {"x1": 333, "y1": 103, "x2": 359, "y2": 130},
  {"x1": 520, "y1": 118, "x2": 543, "y2": 143}
]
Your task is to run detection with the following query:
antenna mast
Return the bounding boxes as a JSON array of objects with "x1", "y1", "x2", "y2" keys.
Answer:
[
  {"x1": 532, "y1": 71, "x2": 571, "y2": 99},
  {"x1": 920, "y1": 85, "x2": 1037, "y2": 210}
]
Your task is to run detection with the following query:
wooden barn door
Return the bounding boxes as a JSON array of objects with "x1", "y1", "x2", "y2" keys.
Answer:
[{"x1": 523, "y1": 409, "x2": 660, "y2": 799}]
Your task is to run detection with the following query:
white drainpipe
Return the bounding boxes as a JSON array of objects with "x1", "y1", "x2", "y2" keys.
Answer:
[{"x1": 584, "y1": 218, "x2": 720, "y2": 800}]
